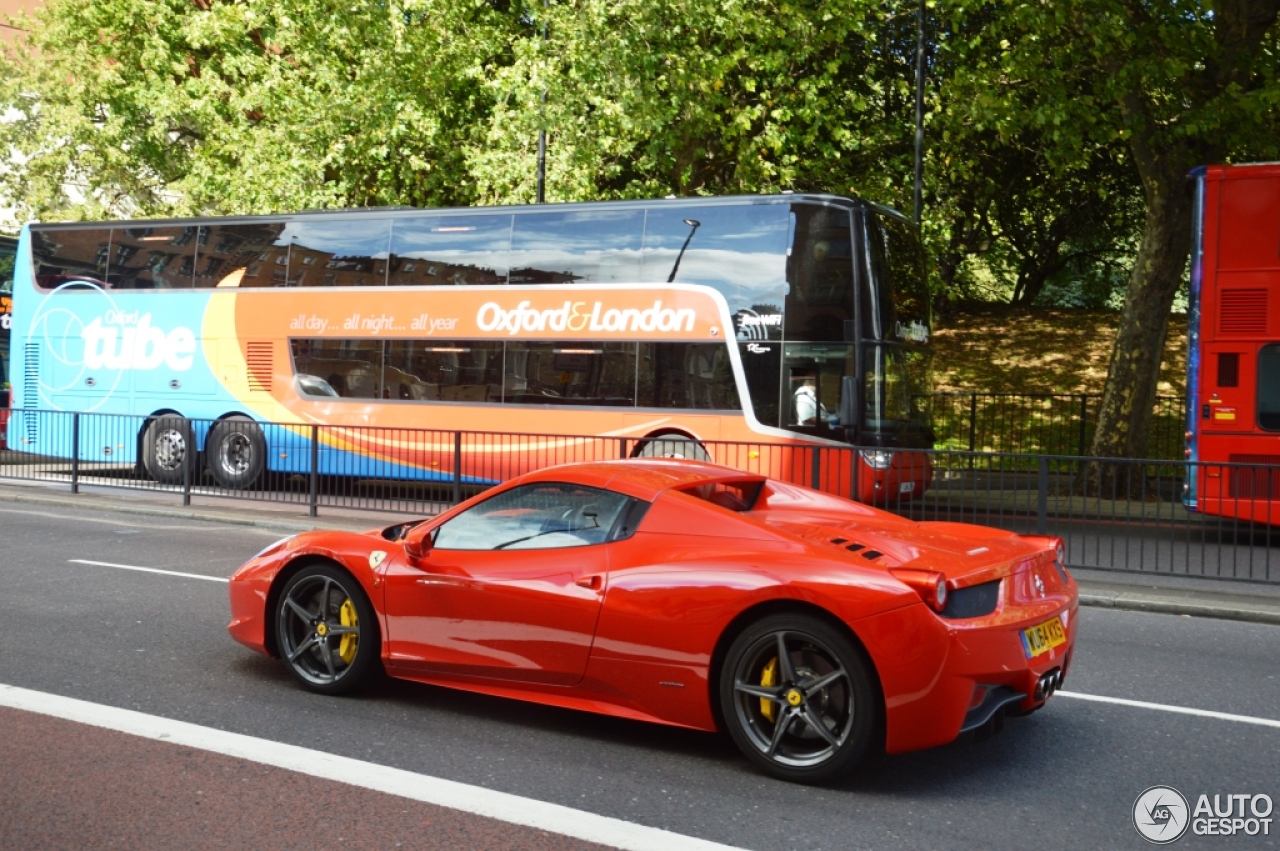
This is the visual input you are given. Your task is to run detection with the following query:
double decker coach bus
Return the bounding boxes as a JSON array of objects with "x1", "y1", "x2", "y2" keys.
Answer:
[
  {"x1": 1185, "y1": 163, "x2": 1280, "y2": 523},
  {"x1": 8, "y1": 194, "x2": 933, "y2": 500}
]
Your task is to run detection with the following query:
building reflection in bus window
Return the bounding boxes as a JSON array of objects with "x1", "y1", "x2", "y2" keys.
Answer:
[
  {"x1": 280, "y1": 219, "x2": 392, "y2": 288},
  {"x1": 389, "y1": 215, "x2": 512, "y2": 286}
]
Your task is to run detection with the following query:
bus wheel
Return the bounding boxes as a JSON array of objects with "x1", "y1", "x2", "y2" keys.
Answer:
[
  {"x1": 206, "y1": 415, "x2": 266, "y2": 489},
  {"x1": 634, "y1": 434, "x2": 711, "y2": 461},
  {"x1": 143, "y1": 416, "x2": 195, "y2": 485}
]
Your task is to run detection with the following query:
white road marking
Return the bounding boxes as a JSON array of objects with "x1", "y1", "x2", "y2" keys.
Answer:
[
  {"x1": 1059, "y1": 690, "x2": 1280, "y2": 729},
  {"x1": 0, "y1": 684, "x2": 745, "y2": 851},
  {"x1": 68, "y1": 559, "x2": 228, "y2": 583}
]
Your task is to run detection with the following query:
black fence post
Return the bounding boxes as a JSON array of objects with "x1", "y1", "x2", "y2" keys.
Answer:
[
  {"x1": 1037, "y1": 454, "x2": 1049, "y2": 535},
  {"x1": 1077, "y1": 395, "x2": 1089, "y2": 457},
  {"x1": 618, "y1": 437, "x2": 629, "y2": 459},
  {"x1": 309, "y1": 424, "x2": 319, "y2": 518},
  {"x1": 967, "y1": 393, "x2": 978, "y2": 469},
  {"x1": 182, "y1": 426, "x2": 192, "y2": 506},
  {"x1": 811, "y1": 445, "x2": 822, "y2": 489},
  {"x1": 452, "y1": 431, "x2": 463, "y2": 506},
  {"x1": 70, "y1": 412, "x2": 80, "y2": 494}
]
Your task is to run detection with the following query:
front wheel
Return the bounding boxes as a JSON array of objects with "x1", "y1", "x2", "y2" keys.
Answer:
[
  {"x1": 206, "y1": 415, "x2": 266, "y2": 489},
  {"x1": 720, "y1": 614, "x2": 880, "y2": 783},
  {"x1": 275, "y1": 564, "x2": 380, "y2": 695}
]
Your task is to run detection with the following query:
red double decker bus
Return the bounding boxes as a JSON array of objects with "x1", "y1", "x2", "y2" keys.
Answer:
[{"x1": 1185, "y1": 163, "x2": 1280, "y2": 522}]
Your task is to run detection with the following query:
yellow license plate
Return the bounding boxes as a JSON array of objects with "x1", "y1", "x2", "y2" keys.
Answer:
[{"x1": 1021, "y1": 616, "x2": 1067, "y2": 658}]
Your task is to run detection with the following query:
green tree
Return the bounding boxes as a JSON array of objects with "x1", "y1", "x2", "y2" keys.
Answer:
[
  {"x1": 943, "y1": 0, "x2": 1280, "y2": 460},
  {"x1": 0, "y1": 0, "x2": 525, "y2": 218}
]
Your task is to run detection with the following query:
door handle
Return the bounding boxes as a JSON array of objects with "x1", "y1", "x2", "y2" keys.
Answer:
[{"x1": 575, "y1": 574, "x2": 603, "y2": 590}]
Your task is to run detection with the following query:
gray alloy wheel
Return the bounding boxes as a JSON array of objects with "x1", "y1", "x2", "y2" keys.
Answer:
[
  {"x1": 720, "y1": 614, "x2": 879, "y2": 783},
  {"x1": 275, "y1": 564, "x2": 379, "y2": 695},
  {"x1": 142, "y1": 416, "x2": 195, "y2": 485}
]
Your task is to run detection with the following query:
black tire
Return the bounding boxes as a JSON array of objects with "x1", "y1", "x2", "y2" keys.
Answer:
[
  {"x1": 719, "y1": 613, "x2": 880, "y2": 783},
  {"x1": 142, "y1": 416, "x2": 195, "y2": 485},
  {"x1": 634, "y1": 433, "x2": 711, "y2": 461},
  {"x1": 206, "y1": 415, "x2": 266, "y2": 489},
  {"x1": 275, "y1": 563, "x2": 380, "y2": 695}
]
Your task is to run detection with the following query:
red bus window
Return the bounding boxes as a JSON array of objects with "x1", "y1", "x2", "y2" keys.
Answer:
[
  {"x1": 1218, "y1": 352, "x2": 1240, "y2": 387},
  {"x1": 1259, "y1": 345, "x2": 1280, "y2": 431}
]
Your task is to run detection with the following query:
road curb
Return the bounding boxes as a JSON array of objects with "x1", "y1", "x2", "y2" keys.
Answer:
[
  {"x1": 1078, "y1": 590, "x2": 1280, "y2": 626},
  {"x1": 0, "y1": 490, "x2": 364, "y2": 534}
]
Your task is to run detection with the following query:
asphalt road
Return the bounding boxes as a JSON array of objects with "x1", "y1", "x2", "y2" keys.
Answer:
[{"x1": 1, "y1": 502, "x2": 1278, "y2": 850}]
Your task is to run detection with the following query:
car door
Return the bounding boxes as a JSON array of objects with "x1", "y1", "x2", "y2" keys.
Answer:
[{"x1": 380, "y1": 482, "x2": 632, "y2": 686}]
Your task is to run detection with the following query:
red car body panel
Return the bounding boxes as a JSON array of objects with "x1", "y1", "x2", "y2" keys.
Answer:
[{"x1": 228, "y1": 459, "x2": 1079, "y2": 757}]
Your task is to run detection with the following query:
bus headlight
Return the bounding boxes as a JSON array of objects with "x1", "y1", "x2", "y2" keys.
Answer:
[{"x1": 859, "y1": 449, "x2": 894, "y2": 470}]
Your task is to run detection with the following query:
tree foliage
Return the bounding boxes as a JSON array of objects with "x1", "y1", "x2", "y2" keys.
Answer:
[
  {"x1": 4, "y1": 0, "x2": 1280, "y2": 459},
  {"x1": 940, "y1": 0, "x2": 1280, "y2": 460}
]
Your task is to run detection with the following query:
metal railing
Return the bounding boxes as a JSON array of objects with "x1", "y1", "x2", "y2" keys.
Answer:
[
  {"x1": 925, "y1": 393, "x2": 1187, "y2": 460},
  {"x1": 1, "y1": 409, "x2": 1275, "y2": 584}
]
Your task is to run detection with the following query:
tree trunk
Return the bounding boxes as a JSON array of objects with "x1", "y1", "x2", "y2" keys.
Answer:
[{"x1": 1087, "y1": 164, "x2": 1192, "y2": 461}]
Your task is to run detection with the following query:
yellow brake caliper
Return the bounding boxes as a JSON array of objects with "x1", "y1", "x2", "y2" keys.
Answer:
[
  {"x1": 761, "y1": 657, "x2": 778, "y2": 722},
  {"x1": 338, "y1": 599, "x2": 358, "y2": 664}
]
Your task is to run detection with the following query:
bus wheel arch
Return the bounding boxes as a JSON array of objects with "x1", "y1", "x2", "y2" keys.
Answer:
[
  {"x1": 141, "y1": 413, "x2": 196, "y2": 485},
  {"x1": 632, "y1": 430, "x2": 711, "y2": 461},
  {"x1": 206, "y1": 415, "x2": 267, "y2": 489}
]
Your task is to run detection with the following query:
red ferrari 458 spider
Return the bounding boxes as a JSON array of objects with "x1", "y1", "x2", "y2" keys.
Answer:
[{"x1": 228, "y1": 459, "x2": 1078, "y2": 783}]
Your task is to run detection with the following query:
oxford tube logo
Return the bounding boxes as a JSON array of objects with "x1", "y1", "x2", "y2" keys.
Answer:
[{"x1": 27, "y1": 281, "x2": 196, "y2": 411}]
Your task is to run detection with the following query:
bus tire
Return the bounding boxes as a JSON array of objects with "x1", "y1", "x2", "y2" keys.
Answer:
[
  {"x1": 143, "y1": 416, "x2": 195, "y2": 485},
  {"x1": 634, "y1": 433, "x2": 711, "y2": 461},
  {"x1": 206, "y1": 415, "x2": 266, "y2": 489}
]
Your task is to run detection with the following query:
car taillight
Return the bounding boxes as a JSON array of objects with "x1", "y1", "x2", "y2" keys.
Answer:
[{"x1": 889, "y1": 568, "x2": 948, "y2": 612}]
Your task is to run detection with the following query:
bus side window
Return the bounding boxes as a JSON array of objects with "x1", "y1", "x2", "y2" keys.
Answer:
[
  {"x1": 389, "y1": 214, "x2": 512, "y2": 286},
  {"x1": 510, "y1": 210, "x2": 643, "y2": 284},
  {"x1": 1259, "y1": 345, "x2": 1280, "y2": 431},
  {"x1": 32, "y1": 227, "x2": 113, "y2": 290}
]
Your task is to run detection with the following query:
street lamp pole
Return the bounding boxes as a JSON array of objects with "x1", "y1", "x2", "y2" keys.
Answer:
[
  {"x1": 667, "y1": 219, "x2": 701, "y2": 282},
  {"x1": 913, "y1": 0, "x2": 926, "y2": 225},
  {"x1": 536, "y1": 0, "x2": 549, "y2": 204}
]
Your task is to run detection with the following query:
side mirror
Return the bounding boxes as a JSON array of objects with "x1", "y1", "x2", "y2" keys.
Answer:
[{"x1": 403, "y1": 525, "x2": 434, "y2": 560}]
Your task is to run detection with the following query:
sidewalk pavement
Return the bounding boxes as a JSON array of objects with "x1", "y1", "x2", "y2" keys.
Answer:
[{"x1": 4, "y1": 478, "x2": 1279, "y2": 627}]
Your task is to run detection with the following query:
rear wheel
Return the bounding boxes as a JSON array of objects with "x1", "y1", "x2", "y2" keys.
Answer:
[
  {"x1": 634, "y1": 433, "x2": 710, "y2": 461},
  {"x1": 206, "y1": 415, "x2": 266, "y2": 489},
  {"x1": 142, "y1": 416, "x2": 195, "y2": 485},
  {"x1": 720, "y1": 614, "x2": 880, "y2": 783},
  {"x1": 275, "y1": 564, "x2": 379, "y2": 695}
]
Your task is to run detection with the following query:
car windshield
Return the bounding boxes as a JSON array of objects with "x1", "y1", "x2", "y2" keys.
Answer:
[{"x1": 432, "y1": 483, "x2": 630, "y2": 550}]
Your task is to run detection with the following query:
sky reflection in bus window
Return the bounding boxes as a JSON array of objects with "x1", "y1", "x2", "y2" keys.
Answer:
[
  {"x1": 389, "y1": 215, "x2": 512, "y2": 285},
  {"x1": 509, "y1": 210, "x2": 644, "y2": 284},
  {"x1": 639, "y1": 206, "x2": 790, "y2": 322},
  {"x1": 279, "y1": 219, "x2": 392, "y2": 287}
]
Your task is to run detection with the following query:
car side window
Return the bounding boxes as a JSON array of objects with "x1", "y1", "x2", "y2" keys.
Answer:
[{"x1": 432, "y1": 483, "x2": 632, "y2": 550}]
